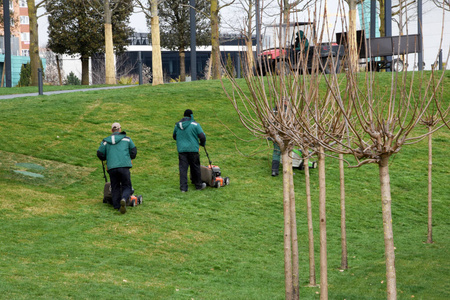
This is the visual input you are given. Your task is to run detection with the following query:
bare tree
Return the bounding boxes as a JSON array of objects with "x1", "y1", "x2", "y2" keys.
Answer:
[
  {"x1": 87, "y1": 0, "x2": 133, "y2": 84},
  {"x1": 27, "y1": 0, "x2": 46, "y2": 86},
  {"x1": 223, "y1": 61, "x2": 311, "y2": 298},
  {"x1": 134, "y1": 0, "x2": 164, "y2": 85},
  {"x1": 209, "y1": 0, "x2": 236, "y2": 80},
  {"x1": 224, "y1": 2, "x2": 449, "y2": 300},
  {"x1": 222, "y1": 0, "x2": 276, "y2": 70},
  {"x1": 42, "y1": 48, "x2": 65, "y2": 85},
  {"x1": 222, "y1": 5, "x2": 342, "y2": 298},
  {"x1": 432, "y1": 0, "x2": 450, "y2": 10},
  {"x1": 316, "y1": 8, "x2": 448, "y2": 299}
]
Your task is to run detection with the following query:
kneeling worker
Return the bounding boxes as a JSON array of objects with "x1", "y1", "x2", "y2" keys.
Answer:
[{"x1": 97, "y1": 122, "x2": 137, "y2": 214}]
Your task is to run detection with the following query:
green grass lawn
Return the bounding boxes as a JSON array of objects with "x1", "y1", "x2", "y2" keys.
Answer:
[{"x1": 0, "y1": 78, "x2": 448, "y2": 299}]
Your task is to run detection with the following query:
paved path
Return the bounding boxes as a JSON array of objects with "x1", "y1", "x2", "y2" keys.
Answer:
[{"x1": 0, "y1": 85, "x2": 136, "y2": 100}]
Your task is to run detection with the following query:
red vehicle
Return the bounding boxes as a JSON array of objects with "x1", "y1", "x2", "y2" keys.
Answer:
[{"x1": 256, "y1": 22, "x2": 345, "y2": 75}]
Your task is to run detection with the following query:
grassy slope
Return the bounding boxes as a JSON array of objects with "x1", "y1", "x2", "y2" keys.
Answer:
[{"x1": 0, "y1": 78, "x2": 448, "y2": 299}]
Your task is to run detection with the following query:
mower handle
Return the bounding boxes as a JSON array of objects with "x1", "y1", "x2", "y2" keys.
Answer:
[{"x1": 202, "y1": 146, "x2": 213, "y2": 167}]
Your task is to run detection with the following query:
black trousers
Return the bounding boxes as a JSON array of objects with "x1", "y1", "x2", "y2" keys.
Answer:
[
  {"x1": 178, "y1": 152, "x2": 202, "y2": 191},
  {"x1": 108, "y1": 167, "x2": 132, "y2": 209}
]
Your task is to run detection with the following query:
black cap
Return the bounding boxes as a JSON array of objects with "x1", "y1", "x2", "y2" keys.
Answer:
[{"x1": 184, "y1": 109, "x2": 193, "y2": 117}]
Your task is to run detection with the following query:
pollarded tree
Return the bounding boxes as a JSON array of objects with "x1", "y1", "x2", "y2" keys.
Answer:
[
  {"x1": 308, "y1": 3, "x2": 449, "y2": 299},
  {"x1": 222, "y1": 5, "x2": 339, "y2": 297},
  {"x1": 47, "y1": 0, "x2": 131, "y2": 85},
  {"x1": 224, "y1": 76, "x2": 302, "y2": 300},
  {"x1": 156, "y1": 0, "x2": 210, "y2": 82},
  {"x1": 222, "y1": 0, "x2": 277, "y2": 73}
]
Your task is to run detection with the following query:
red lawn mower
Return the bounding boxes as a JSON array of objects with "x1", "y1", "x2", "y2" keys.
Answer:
[{"x1": 200, "y1": 146, "x2": 230, "y2": 188}]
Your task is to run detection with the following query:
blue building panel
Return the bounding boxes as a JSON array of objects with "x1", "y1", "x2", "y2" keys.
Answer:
[
  {"x1": 0, "y1": 55, "x2": 46, "y2": 87},
  {"x1": 358, "y1": 0, "x2": 380, "y2": 38}
]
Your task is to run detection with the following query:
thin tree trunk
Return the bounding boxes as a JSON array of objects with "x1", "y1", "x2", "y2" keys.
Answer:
[
  {"x1": 81, "y1": 55, "x2": 90, "y2": 85},
  {"x1": 210, "y1": 0, "x2": 221, "y2": 79},
  {"x1": 318, "y1": 146, "x2": 328, "y2": 300},
  {"x1": 104, "y1": 23, "x2": 115, "y2": 84},
  {"x1": 339, "y1": 153, "x2": 348, "y2": 269},
  {"x1": 246, "y1": 39, "x2": 254, "y2": 72},
  {"x1": 27, "y1": 0, "x2": 40, "y2": 86},
  {"x1": 379, "y1": 0, "x2": 386, "y2": 37},
  {"x1": 303, "y1": 154, "x2": 317, "y2": 286},
  {"x1": 378, "y1": 154, "x2": 397, "y2": 300},
  {"x1": 56, "y1": 55, "x2": 62, "y2": 86},
  {"x1": 104, "y1": 0, "x2": 115, "y2": 84},
  {"x1": 348, "y1": 0, "x2": 358, "y2": 71},
  {"x1": 281, "y1": 150, "x2": 293, "y2": 300},
  {"x1": 427, "y1": 127, "x2": 433, "y2": 244},
  {"x1": 150, "y1": 2, "x2": 163, "y2": 86},
  {"x1": 245, "y1": 1, "x2": 254, "y2": 69},
  {"x1": 179, "y1": 49, "x2": 186, "y2": 82},
  {"x1": 289, "y1": 157, "x2": 299, "y2": 299}
]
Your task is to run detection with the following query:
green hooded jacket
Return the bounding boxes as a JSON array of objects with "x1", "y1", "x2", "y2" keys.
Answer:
[
  {"x1": 173, "y1": 116, "x2": 206, "y2": 153},
  {"x1": 97, "y1": 131, "x2": 137, "y2": 170}
]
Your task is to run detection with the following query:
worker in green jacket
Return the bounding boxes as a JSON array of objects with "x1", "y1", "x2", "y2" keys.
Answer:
[
  {"x1": 173, "y1": 109, "x2": 207, "y2": 192},
  {"x1": 97, "y1": 122, "x2": 137, "y2": 214},
  {"x1": 294, "y1": 30, "x2": 309, "y2": 52}
]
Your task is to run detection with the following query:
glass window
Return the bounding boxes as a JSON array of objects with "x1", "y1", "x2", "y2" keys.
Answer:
[
  {"x1": 22, "y1": 49, "x2": 29, "y2": 56},
  {"x1": 21, "y1": 32, "x2": 30, "y2": 42},
  {"x1": 20, "y1": 16, "x2": 29, "y2": 25},
  {"x1": 19, "y1": 0, "x2": 27, "y2": 7}
]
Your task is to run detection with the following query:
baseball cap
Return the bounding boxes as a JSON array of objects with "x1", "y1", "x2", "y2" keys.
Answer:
[
  {"x1": 184, "y1": 109, "x2": 193, "y2": 117},
  {"x1": 111, "y1": 122, "x2": 121, "y2": 130}
]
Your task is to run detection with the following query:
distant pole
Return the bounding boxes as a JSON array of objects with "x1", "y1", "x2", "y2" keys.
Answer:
[
  {"x1": 38, "y1": 68, "x2": 43, "y2": 95},
  {"x1": 385, "y1": 0, "x2": 392, "y2": 71},
  {"x1": 236, "y1": 54, "x2": 241, "y2": 78},
  {"x1": 370, "y1": 0, "x2": 376, "y2": 38},
  {"x1": 256, "y1": 0, "x2": 260, "y2": 57},
  {"x1": 3, "y1": 0, "x2": 12, "y2": 87},
  {"x1": 417, "y1": 0, "x2": 423, "y2": 71},
  {"x1": 138, "y1": 51, "x2": 143, "y2": 85},
  {"x1": 190, "y1": 0, "x2": 197, "y2": 81}
]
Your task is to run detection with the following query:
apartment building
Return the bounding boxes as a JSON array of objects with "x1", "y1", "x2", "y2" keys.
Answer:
[{"x1": 1, "y1": 0, "x2": 32, "y2": 86}]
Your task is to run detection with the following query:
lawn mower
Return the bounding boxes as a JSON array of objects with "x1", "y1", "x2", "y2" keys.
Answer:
[{"x1": 200, "y1": 146, "x2": 230, "y2": 188}]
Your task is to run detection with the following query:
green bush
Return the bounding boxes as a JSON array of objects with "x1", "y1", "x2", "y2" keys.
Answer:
[
  {"x1": 226, "y1": 53, "x2": 235, "y2": 78},
  {"x1": 17, "y1": 63, "x2": 31, "y2": 87},
  {"x1": 118, "y1": 76, "x2": 135, "y2": 85},
  {"x1": 17, "y1": 61, "x2": 45, "y2": 87},
  {"x1": 65, "y1": 71, "x2": 81, "y2": 85}
]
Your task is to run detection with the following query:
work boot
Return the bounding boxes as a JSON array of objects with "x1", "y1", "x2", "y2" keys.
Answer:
[
  {"x1": 196, "y1": 182, "x2": 207, "y2": 190},
  {"x1": 120, "y1": 198, "x2": 127, "y2": 214},
  {"x1": 271, "y1": 160, "x2": 280, "y2": 176}
]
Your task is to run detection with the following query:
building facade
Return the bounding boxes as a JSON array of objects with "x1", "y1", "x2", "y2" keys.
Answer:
[{"x1": 0, "y1": 0, "x2": 32, "y2": 86}]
